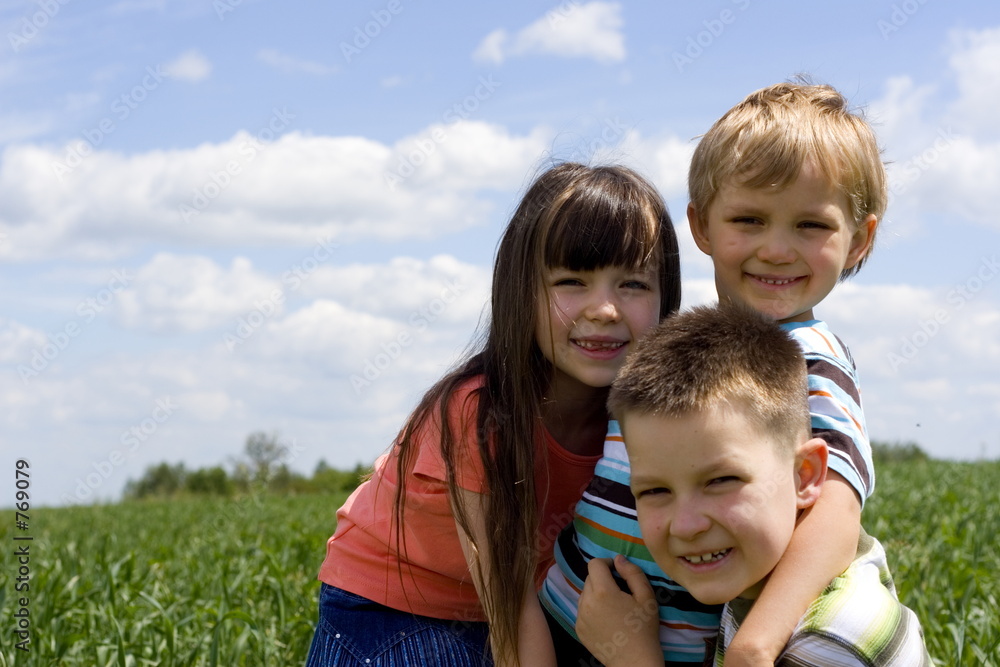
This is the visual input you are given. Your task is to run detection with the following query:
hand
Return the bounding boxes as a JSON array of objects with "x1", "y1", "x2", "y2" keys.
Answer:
[{"x1": 576, "y1": 555, "x2": 662, "y2": 667}]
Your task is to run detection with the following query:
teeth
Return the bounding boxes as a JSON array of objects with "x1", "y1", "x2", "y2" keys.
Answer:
[
  {"x1": 575, "y1": 340, "x2": 625, "y2": 350},
  {"x1": 759, "y1": 277, "x2": 795, "y2": 285},
  {"x1": 683, "y1": 549, "x2": 729, "y2": 564}
]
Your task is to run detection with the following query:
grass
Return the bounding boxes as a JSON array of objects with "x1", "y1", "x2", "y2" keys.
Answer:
[
  {"x1": 0, "y1": 493, "x2": 346, "y2": 666},
  {"x1": 1, "y1": 459, "x2": 998, "y2": 665}
]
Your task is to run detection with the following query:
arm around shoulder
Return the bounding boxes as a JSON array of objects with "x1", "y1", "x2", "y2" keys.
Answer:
[{"x1": 726, "y1": 466, "x2": 861, "y2": 665}]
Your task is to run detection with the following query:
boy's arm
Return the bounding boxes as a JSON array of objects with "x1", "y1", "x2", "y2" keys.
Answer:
[
  {"x1": 454, "y1": 488, "x2": 557, "y2": 667},
  {"x1": 576, "y1": 555, "x2": 663, "y2": 667},
  {"x1": 725, "y1": 472, "x2": 861, "y2": 666}
]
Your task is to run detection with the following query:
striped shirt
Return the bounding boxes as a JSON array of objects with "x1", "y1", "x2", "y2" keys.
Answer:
[
  {"x1": 539, "y1": 320, "x2": 874, "y2": 664},
  {"x1": 715, "y1": 531, "x2": 933, "y2": 666}
]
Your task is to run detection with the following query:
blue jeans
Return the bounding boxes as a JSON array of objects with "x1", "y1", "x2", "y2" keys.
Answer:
[{"x1": 305, "y1": 584, "x2": 494, "y2": 666}]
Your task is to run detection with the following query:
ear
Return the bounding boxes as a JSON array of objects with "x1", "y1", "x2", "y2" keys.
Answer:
[
  {"x1": 687, "y1": 203, "x2": 713, "y2": 256},
  {"x1": 845, "y1": 214, "x2": 877, "y2": 270},
  {"x1": 794, "y1": 437, "x2": 828, "y2": 510}
]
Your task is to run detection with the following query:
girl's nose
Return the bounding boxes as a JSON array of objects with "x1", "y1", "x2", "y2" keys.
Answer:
[{"x1": 585, "y1": 289, "x2": 621, "y2": 323}]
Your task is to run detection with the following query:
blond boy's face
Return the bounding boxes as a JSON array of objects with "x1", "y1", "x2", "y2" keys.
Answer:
[
  {"x1": 626, "y1": 404, "x2": 811, "y2": 605},
  {"x1": 689, "y1": 161, "x2": 875, "y2": 324}
]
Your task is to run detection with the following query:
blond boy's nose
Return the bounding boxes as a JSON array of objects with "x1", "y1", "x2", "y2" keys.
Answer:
[{"x1": 757, "y1": 230, "x2": 796, "y2": 264}]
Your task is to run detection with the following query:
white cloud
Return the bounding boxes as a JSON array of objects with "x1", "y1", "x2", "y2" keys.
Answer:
[
  {"x1": 473, "y1": 29, "x2": 508, "y2": 64},
  {"x1": 0, "y1": 318, "x2": 46, "y2": 363},
  {"x1": 869, "y1": 27, "x2": 1000, "y2": 233},
  {"x1": 257, "y1": 49, "x2": 337, "y2": 76},
  {"x1": 116, "y1": 254, "x2": 279, "y2": 333},
  {"x1": 300, "y1": 254, "x2": 491, "y2": 323},
  {"x1": 9, "y1": 250, "x2": 493, "y2": 506},
  {"x1": 0, "y1": 121, "x2": 550, "y2": 260},
  {"x1": 164, "y1": 49, "x2": 211, "y2": 82},
  {"x1": 473, "y1": 1, "x2": 625, "y2": 65},
  {"x1": 818, "y1": 282, "x2": 1000, "y2": 460},
  {"x1": 947, "y1": 27, "x2": 1000, "y2": 138},
  {"x1": 617, "y1": 131, "x2": 695, "y2": 202}
]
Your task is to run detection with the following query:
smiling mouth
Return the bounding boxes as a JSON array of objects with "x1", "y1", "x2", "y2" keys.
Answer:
[
  {"x1": 573, "y1": 340, "x2": 626, "y2": 351},
  {"x1": 752, "y1": 275, "x2": 800, "y2": 286},
  {"x1": 681, "y1": 548, "x2": 731, "y2": 564}
]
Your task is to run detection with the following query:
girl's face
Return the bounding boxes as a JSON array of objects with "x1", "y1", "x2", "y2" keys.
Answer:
[{"x1": 535, "y1": 263, "x2": 661, "y2": 394}]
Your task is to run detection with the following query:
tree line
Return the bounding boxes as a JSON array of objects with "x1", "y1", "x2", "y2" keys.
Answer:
[
  {"x1": 123, "y1": 433, "x2": 930, "y2": 501},
  {"x1": 123, "y1": 431, "x2": 368, "y2": 500}
]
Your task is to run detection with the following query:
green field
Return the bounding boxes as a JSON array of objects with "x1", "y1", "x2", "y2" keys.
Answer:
[{"x1": 2, "y1": 459, "x2": 998, "y2": 666}]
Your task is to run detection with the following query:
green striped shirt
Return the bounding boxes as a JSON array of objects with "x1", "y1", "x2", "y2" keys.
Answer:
[{"x1": 715, "y1": 531, "x2": 933, "y2": 666}]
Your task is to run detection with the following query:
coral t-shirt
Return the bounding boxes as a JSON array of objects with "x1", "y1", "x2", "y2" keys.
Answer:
[{"x1": 318, "y1": 376, "x2": 601, "y2": 621}]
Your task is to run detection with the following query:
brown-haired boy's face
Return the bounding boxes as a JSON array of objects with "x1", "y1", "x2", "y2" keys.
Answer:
[
  {"x1": 626, "y1": 404, "x2": 804, "y2": 605},
  {"x1": 689, "y1": 161, "x2": 875, "y2": 324}
]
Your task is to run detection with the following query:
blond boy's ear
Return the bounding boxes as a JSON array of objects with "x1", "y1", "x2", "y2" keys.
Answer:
[
  {"x1": 845, "y1": 214, "x2": 878, "y2": 270},
  {"x1": 687, "y1": 203, "x2": 713, "y2": 256},
  {"x1": 794, "y1": 437, "x2": 828, "y2": 510}
]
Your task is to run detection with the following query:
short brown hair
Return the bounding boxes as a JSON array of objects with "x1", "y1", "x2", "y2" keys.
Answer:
[
  {"x1": 688, "y1": 81, "x2": 886, "y2": 278},
  {"x1": 609, "y1": 304, "x2": 810, "y2": 449}
]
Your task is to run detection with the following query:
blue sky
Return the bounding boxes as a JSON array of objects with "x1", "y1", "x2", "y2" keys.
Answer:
[{"x1": 3, "y1": 0, "x2": 999, "y2": 507}]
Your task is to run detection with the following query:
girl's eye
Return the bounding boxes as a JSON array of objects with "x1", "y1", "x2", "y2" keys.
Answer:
[
  {"x1": 708, "y1": 476, "x2": 740, "y2": 486},
  {"x1": 554, "y1": 277, "x2": 584, "y2": 287},
  {"x1": 732, "y1": 216, "x2": 761, "y2": 225},
  {"x1": 623, "y1": 280, "x2": 652, "y2": 290},
  {"x1": 637, "y1": 487, "x2": 670, "y2": 498}
]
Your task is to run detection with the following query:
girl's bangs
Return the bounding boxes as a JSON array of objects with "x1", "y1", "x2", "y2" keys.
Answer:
[{"x1": 543, "y1": 183, "x2": 661, "y2": 271}]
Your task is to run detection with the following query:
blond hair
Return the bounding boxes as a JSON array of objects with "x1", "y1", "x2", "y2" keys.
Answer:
[{"x1": 688, "y1": 81, "x2": 886, "y2": 277}]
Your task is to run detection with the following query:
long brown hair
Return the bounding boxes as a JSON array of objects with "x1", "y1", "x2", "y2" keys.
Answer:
[{"x1": 393, "y1": 162, "x2": 681, "y2": 663}]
